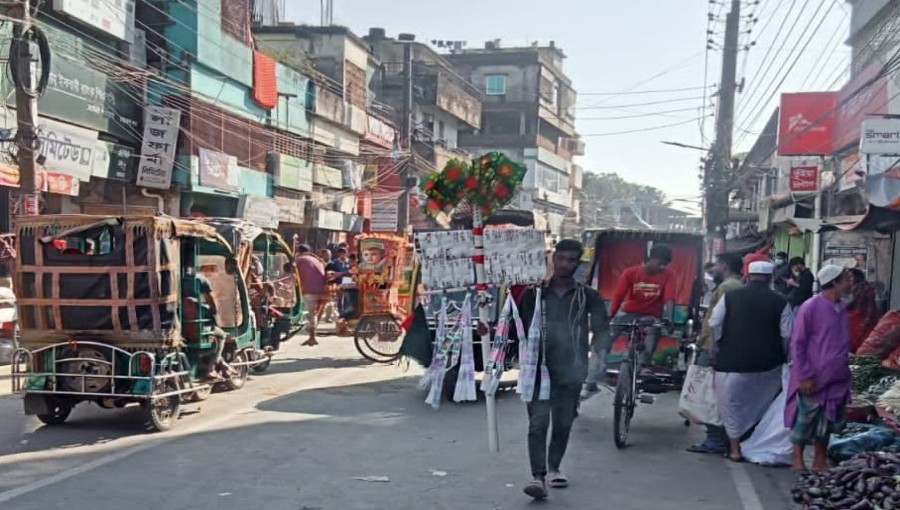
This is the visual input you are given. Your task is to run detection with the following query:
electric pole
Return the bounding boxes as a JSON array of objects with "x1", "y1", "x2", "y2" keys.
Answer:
[
  {"x1": 11, "y1": 0, "x2": 40, "y2": 216},
  {"x1": 396, "y1": 39, "x2": 413, "y2": 234},
  {"x1": 707, "y1": 0, "x2": 741, "y2": 255}
]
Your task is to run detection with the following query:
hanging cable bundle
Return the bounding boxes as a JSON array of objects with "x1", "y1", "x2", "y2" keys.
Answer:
[{"x1": 9, "y1": 24, "x2": 51, "y2": 98}]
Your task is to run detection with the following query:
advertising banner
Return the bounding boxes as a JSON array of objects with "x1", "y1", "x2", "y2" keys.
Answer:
[
  {"x1": 198, "y1": 148, "x2": 239, "y2": 191},
  {"x1": 860, "y1": 118, "x2": 900, "y2": 154},
  {"x1": 789, "y1": 161, "x2": 819, "y2": 192},
  {"x1": 136, "y1": 106, "x2": 180, "y2": 189},
  {"x1": 778, "y1": 92, "x2": 838, "y2": 155}
]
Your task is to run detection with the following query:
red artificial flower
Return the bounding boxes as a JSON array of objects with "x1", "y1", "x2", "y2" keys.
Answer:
[
  {"x1": 427, "y1": 198, "x2": 443, "y2": 213},
  {"x1": 481, "y1": 204, "x2": 493, "y2": 215},
  {"x1": 423, "y1": 179, "x2": 436, "y2": 191},
  {"x1": 495, "y1": 183, "x2": 509, "y2": 198},
  {"x1": 464, "y1": 175, "x2": 479, "y2": 190},
  {"x1": 445, "y1": 166, "x2": 463, "y2": 182}
]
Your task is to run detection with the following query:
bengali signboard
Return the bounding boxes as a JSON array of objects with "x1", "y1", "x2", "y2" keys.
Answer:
[
  {"x1": 53, "y1": 0, "x2": 136, "y2": 42},
  {"x1": 789, "y1": 161, "x2": 819, "y2": 192},
  {"x1": 238, "y1": 194, "x2": 279, "y2": 229},
  {"x1": 823, "y1": 244, "x2": 868, "y2": 270},
  {"x1": 136, "y1": 106, "x2": 181, "y2": 189},
  {"x1": 198, "y1": 148, "x2": 239, "y2": 192}
]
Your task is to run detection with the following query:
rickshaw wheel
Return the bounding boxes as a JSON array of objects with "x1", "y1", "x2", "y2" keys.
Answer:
[
  {"x1": 353, "y1": 315, "x2": 403, "y2": 363},
  {"x1": 144, "y1": 380, "x2": 181, "y2": 432},
  {"x1": 188, "y1": 385, "x2": 213, "y2": 402},
  {"x1": 37, "y1": 397, "x2": 72, "y2": 426},
  {"x1": 224, "y1": 351, "x2": 249, "y2": 391},
  {"x1": 251, "y1": 358, "x2": 271, "y2": 373}
]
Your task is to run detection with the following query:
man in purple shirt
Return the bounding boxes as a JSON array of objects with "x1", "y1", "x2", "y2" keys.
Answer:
[{"x1": 785, "y1": 264, "x2": 853, "y2": 471}]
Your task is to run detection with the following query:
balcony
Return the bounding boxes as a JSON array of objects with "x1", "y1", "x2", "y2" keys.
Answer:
[
  {"x1": 414, "y1": 140, "x2": 470, "y2": 173},
  {"x1": 383, "y1": 62, "x2": 483, "y2": 129},
  {"x1": 458, "y1": 132, "x2": 536, "y2": 151}
]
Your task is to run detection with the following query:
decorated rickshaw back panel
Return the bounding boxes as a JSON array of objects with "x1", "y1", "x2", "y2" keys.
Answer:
[{"x1": 14, "y1": 216, "x2": 183, "y2": 349}]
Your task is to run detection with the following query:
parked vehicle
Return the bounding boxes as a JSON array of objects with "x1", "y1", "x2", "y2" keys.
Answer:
[
  {"x1": 0, "y1": 286, "x2": 15, "y2": 365},
  {"x1": 202, "y1": 218, "x2": 304, "y2": 372},
  {"x1": 11, "y1": 215, "x2": 266, "y2": 431}
]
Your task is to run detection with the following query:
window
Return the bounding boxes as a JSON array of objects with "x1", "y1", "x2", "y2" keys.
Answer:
[{"x1": 485, "y1": 74, "x2": 507, "y2": 96}]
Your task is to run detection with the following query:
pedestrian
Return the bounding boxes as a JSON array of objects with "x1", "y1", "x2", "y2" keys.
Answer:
[
  {"x1": 773, "y1": 251, "x2": 791, "y2": 295},
  {"x1": 583, "y1": 244, "x2": 676, "y2": 398},
  {"x1": 786, "y1": 257, "x2": 814, "y2": 309},
  {"x1": 295, "y1": 244, "x2": 327, "y2": 346},
  {"x1": 847, "y1": 268, "x2": 880, "y2": 353},
  {"x1": 786, "y1": 265, "x2": 853, "y2": 472},
  {"x1": 710, "y1": 261, "x2": 792, "y2": 463},
  {"x1": 516, "y1": 239, "x2": 608, "y2": 500},
  {"x1": 687, "y1": 252, "x2": 743, "y2": 455}
]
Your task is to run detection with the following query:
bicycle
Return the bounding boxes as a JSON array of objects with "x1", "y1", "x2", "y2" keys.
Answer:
[{"x1": 612, "y1": 317, "x2": 666, "y2": 449}]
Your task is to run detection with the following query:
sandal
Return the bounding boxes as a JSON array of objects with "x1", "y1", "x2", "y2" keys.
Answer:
[
  {"x1": 523, "y1": 480, "x2": 547, "y2": 500},
  {"x1": 548, "y1": 472, "x2": 569, "y2": 488}
]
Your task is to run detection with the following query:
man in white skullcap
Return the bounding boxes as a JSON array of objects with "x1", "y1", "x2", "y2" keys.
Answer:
[{"x1": 709, "y1": 260, "x2": 794, "y2": 462}]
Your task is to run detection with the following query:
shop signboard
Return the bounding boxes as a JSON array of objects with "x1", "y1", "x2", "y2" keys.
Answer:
[
  {"x1": 778, "y1": 92, "x2": 838, "y2": 156},
  {"x1": 53, "y1": 0, "x2": 136, "y2": 42},
  {"x1": 823, "y1": 244, "x2": 868, "y2": 270},
  {"x1": 789, "y1": 161, "x2": 819, "y2": 192},
  {"x1": 39, "y1": 54, "x2": 141, "y2": 143},
  {"x1": 271, "y1": 152, "x2": 313, "y2": 192},
  {"x1": 370, "y1": 197, "x2": 399, "y2": 232},
  {"x1": 136, "y1": 106, "x2": 181, "y2": 189},
  {"x1": 198, "y1": 148, "x2": 239, "y2": 191},
  {"x1": 315, "y1": 208, "x2": 344, "y2": 231},
  {"x1": 39, "y1": 171, "x2": 80, "y2": 196},
  {"x1": 834, "y1": 61, "x2": 891, "y2": 150},
  {"x1": 860, "y1": 118, "x2": 900, "y2": 154},
  {"x1": 93, "y1": 141, "x2": 136, "y2": 181},
  {"x1": 238, "y1": 194, "x2": 279, "y2": 229},
  {"x1": 313, "y1": 163, "x2": 343, "y2": 189},
  {"x1": 275, "y1": 195, "x2": 305, "y2": 225}
]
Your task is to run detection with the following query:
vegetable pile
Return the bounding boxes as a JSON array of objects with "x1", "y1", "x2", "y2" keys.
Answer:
[
  {"x1": 852, "y1": 355, "x2": 898, "y2": 394},
  {"x1": 793, "y1": 451, "x2": 900, "y2": 509}
]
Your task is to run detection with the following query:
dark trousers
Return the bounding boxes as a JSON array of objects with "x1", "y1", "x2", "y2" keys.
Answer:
[{"x1": 527, "y1": 386, "x2": 580, "y2": 477}]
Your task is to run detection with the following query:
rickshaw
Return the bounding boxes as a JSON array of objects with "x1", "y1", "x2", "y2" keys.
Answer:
[
  {"x1": 583, "y1": 229, "x2": 704, "y2": 447},
  {"x1": 202, "y1": 218, "x2": 304, "y2": 372},
  {"x1": 342, "y1": 234, "x2": 414, "y2": 363},
  {"x1": 11, "y1": 215, "x2": 265, "y2": 431}
]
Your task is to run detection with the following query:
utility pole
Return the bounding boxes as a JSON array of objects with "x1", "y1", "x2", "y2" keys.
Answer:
[
  {"x1": 707, "y1": 0, "x2": 741, "y2": 256},
  {"x1": 396, "y1": 40, "x2": 413, "y2": 234},
  {"x1": 11, "y1": 0, "x2": 40, "y2": 216}
]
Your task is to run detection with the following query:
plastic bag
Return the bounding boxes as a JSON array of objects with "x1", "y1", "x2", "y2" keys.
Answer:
[
  {"x1": 858, "y1": 310, "x2": 900, "y2": 358},
  {"x1": 678, "y1": 363, "x2": 722, "y2": 426},
  {"x1": 741, "y1": 365, "x2": 792, "y2": 466},
  {"x1": 827, "y1": 424, "x2": 900, "y2": 462}
]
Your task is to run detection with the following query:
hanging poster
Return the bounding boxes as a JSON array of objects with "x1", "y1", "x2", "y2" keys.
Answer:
[
  {"x1": 198, "y1": 148, "x2": 239, "y2": 191},
  {"x1": 356, "y1": 235, "x2": 405, "y2": 315},
  {"x1": 823, "y1": 244, "x2": 868, "y2": 270},
  {"x1": 483, "y1": 228, "x2": 548, "y2": 285},
  {"x1": 136, "y1": 106, "x2": 181, "y2": 189},
  {"x1": 415, "y1": 230, "x2": 475, "y2": 291}
]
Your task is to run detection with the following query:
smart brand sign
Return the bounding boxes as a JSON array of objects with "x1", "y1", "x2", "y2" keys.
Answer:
[{"x1": 860, "y1": 119, "x2": 900, "y2": 154}]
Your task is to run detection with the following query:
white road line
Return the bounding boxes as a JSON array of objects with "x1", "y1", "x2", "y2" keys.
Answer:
[{"x1": 727, "y1": 461, "x2": 765, "y2": 510}]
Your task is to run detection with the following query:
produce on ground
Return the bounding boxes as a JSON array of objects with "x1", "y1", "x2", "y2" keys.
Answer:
[
  {"x1": 868, "y1": 377, "x2": 900, "y2": 402},
  {"x1": 853, "y1": 363, "x2": 898, "y2": 394},
  {"x1": 793, "y1": 451, "x2": 900, "y2": 509},
  {"x1": 879, "y1": 382, "x2": 900, "y2": 415}
]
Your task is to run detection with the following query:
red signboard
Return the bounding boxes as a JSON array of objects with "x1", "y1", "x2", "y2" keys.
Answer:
[
  {"x1": 789, "y1": 164, "x2": 819, "y2": 192},
  {"x1": 833, "y1": 61, "x2": 890, "y2": 151},
  {"x1": 778, "y1": 92, "x2": 839, "y2": 155}
]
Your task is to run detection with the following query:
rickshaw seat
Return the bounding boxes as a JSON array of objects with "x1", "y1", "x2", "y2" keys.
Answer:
[{"x1": 182, "y1": 297, "x2": 215, "y2": 343}]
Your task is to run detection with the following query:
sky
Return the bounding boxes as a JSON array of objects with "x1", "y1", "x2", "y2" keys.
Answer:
[{"x1": 283, "y1": 0, "x2": 851, "y2": 204}]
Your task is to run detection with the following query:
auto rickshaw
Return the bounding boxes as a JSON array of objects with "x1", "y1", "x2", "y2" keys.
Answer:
[
  {"x1": 201, "y1": 218, "x2": 304, "y2": 372},
  {"x1": 11, "y1": 215, "x2": 265, "y2": 431}
]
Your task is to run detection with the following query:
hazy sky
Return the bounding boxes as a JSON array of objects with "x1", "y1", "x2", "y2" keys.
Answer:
[{"x1": 285, "y1": 1, "x2": 850, "y2": 202}]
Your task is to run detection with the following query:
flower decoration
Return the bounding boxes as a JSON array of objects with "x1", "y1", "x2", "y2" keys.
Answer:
[{"x1": 420, "y1": 152, "x2": 526, "y2": 219}]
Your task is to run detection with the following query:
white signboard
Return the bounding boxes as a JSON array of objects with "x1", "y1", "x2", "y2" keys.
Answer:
[
  {"x1": 316, "y1": 209, "x2": 344, "y2": 231},
  {"x1": 238, "y1": 195, "x2": 279, "y2": 229},
  {"x1": 136, "y1": 106, "x2": 181, "y2": 189},
  {"x1": 415, "y1": 230, "x2": 475, "y2": 291},
  {"x1": 483, "y1": 229, "x2": 548, "y2": 285},
  {"x1": 860, "y1": 118, "x2": 900, "y2": 154},
  {"x1": 54, "y1": 0, "x2": 136, "y2": 43},
  {"x1": 370, "y1": 197, "x2": 399, "y2": 232}
]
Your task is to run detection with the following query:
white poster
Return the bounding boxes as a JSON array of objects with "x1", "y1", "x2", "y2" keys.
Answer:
[
  {"x1": 53, "y1": 0, "x2": 136, "y2": 42},
  {"x1": 415, "y1": 230, "x2": 475, "y2": 291},
  {"x1": 238, "y1": 195, "x2": 279, "y2": 229},
  {"x1": 136, "y1": 106, "x2": 181, "y2": 189},
  {"x1": 483, "y1": 229, "x2": 548, "y2": 286}
]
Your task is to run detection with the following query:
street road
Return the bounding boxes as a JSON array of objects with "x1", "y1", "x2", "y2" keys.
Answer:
[{"x1": 0, "y1": 336, "x2": 796, "y2": 509}]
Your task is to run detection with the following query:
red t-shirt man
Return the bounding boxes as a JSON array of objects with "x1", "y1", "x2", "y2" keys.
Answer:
[{"x1": 609, "y1": 245, "x2": 677, "y2": 319}]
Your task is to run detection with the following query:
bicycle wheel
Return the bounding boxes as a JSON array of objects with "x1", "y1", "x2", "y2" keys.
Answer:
[
  {"x1": 613, "y1": 359, "x2": 634, "y2": 449},
  {"x1": 354, "y1": 314, "x2": 403, "y2": 363}
]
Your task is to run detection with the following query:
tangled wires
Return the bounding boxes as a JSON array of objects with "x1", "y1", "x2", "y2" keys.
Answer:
[{"x1": 9, "y1": 23, "x2": 50, "y2": 98}]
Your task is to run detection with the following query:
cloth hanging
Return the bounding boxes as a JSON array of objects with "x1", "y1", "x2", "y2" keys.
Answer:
[
  {"x1": 483, "y1": 291, "x2": 525, "y2": 396},
  {"x1": 518, "y1": 287, "x2": 549, "y2": 402},
  {"x1": 453, "y1": 295, "x2": 477, "y2": 402}
]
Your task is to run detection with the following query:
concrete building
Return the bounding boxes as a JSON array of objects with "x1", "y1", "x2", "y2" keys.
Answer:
[{"x1": 446, "y1": 40, "x2": 584, "y2": 236}]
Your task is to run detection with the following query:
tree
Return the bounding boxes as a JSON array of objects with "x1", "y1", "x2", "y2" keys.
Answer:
[{"x1": 579, "y1": 171, "x2": 668, "y2": 229}]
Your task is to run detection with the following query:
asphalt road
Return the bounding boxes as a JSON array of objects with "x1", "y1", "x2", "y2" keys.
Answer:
[{"x1": 0, "y1": 336, "x2": 796, "y2": 509}]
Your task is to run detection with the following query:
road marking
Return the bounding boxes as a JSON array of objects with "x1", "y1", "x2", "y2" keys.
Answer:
[{"x1": 727, "y1": 461, "x2": 764, "y2": 510}]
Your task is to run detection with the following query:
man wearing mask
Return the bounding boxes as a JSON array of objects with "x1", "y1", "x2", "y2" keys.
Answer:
[
  {"x1": 786, "y1": 257, "x2": 815, "y2": 309},
  {"x1": 773, "y1": 251, "x2": 791, "y2": 295}
]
